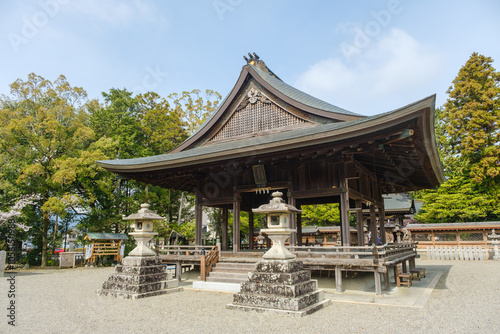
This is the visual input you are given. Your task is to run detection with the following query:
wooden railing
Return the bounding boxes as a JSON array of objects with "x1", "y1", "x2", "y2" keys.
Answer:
[
  {"x1": 289, "y1": 243, "x2": 416, "y2": 265},
  {"x1": 155, "y1": 245, "x2": 206, "y2": 256},
  {"x1": 200, "y1": 245, "x2": 219, "y2": 281}
]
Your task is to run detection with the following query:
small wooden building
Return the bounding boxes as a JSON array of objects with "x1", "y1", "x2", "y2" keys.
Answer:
[
  {"x1": 98, "y1": 54, "x2": 444, "y2": 253},
  {"x1": 84, "y1": 232, "x2": 128, "y2": 263},
  {"x1": 406, "y1": 222, "x2": 500, "y2": 248}
]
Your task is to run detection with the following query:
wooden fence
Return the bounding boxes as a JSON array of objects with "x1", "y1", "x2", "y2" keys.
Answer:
[{"x1": 426, "y1": 246, "x2": 484, "y2": 261}]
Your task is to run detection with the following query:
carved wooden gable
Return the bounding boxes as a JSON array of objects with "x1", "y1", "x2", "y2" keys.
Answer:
[{"x1": 209, "y1": 87, "x2": 310, "y2": 142}]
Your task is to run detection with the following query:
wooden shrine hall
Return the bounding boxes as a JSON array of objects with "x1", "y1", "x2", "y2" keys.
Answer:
[{"x1": 98, "y1": 53, "x2": 444, "y2": 254}]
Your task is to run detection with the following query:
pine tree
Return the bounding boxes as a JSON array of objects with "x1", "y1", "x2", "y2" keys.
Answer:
[{"x1": 416, "y1": 53, "x2": 500, "y2": 223}]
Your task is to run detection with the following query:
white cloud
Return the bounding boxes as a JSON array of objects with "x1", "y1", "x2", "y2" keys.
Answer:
[{"x1": 295, "y1": 28, "x2": 443, "y2": 115}]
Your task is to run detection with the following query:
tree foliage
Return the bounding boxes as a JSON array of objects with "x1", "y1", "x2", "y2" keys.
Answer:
[
  {"x1": 301, "y1": 203, "x2": 340, "y2": 226},
  {"x1": 415, "y1": 53, "x2": 500, "y2": 223},
  {"x1": 0, "y1": 73, "x2": 221, "y2": 265},
  {"x1": 0, "y1": 73, "x2": 95, "y2": 266}
]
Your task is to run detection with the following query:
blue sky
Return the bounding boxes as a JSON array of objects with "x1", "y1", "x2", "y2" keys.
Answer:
[{"x1": 1, "y1": 0, "x2": 499, "y2": 116}]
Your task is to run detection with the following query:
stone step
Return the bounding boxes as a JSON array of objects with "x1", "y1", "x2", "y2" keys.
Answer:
[
  {"x1": 220, "y1": 256, "x2": 261, "y2": 263},
  {"x1": 205, "y1": 276, "x2": 248, "y2": 284},
  {"x1": 212, "y1": 263, "x2": 256, "y2": 272},
  {"x1": 208, "y1": 271, "x2": 249, "y2": 279}
]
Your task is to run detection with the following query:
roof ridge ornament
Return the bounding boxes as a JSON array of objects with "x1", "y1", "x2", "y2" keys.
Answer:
[
  {"x1": 243, "y1": 52, "x2": 260, "y2": 64},
  {"x1": 243, "y1": 52, "x2": 281, "y2": 80}
]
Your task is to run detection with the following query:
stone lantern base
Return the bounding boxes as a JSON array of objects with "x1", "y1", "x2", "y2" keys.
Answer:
[
  {"x1": 97, "y1": 256, "x2": 182, "y2": 299},
  {"x1": 227, "y1": 259, "x2": 330, "y2": 316}
]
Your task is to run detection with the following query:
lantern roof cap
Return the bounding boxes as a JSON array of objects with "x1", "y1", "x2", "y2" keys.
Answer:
[
  {"x1": 252, "y1": 192, "x2": 302, "y2": 214},
  {"x1": 123, "y1": 203, "x2": 165, "y2": 221}
]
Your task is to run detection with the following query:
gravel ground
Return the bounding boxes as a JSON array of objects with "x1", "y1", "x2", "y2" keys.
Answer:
[{"x1": 1, "y1": 260, "x2": 499, "y2": 334}]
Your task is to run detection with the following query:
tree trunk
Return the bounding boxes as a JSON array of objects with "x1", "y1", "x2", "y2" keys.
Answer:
[
  {"x1": 41, "y1": 212, "x2": 50, "y2": 267},
  {"x1": 52, "y1": 214, "x2": 58, "y2": 246}
]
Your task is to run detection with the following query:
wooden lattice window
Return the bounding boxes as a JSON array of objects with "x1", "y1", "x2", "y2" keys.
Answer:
[
  {"x1": 459, "y1": 233, "x2": 484, "y2": 242},
  {"x1": 210, "y1": 89, "x2": 306, "y2": 141}
]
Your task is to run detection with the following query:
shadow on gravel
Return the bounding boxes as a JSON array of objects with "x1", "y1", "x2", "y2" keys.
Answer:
[{"x1": 422, "y1": 264, "x2": 452, "y2": 290}]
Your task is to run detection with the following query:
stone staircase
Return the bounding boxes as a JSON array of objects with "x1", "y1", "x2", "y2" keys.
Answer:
[{"x1": 204, "y1": 260, "x2": 257, "y2": 284}]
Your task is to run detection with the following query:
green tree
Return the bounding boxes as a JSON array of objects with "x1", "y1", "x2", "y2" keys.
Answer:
[
  {"x1": 415, "y1": 53, "x2": 500, "y2": 223},
  {"x1": 301, "y1": 203, "x2": 341, "y2": 226},
  {"x1": 83, "y1": 89, "x2": 197, "y2": 241},
  {"x1": 169, "y1": 89, "x2": 222, "y2": 135},
  {"x1": 0, "y1": 73, "x2": 95, "y2": 266}
]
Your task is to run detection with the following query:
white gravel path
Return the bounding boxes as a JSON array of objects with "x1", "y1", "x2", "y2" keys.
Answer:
[{"x1": 1, "y1": 260, "x2": 499, "y2": 334}]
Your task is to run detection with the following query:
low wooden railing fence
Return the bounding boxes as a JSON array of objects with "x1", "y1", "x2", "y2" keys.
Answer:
[
  {"x1": 200, "y1": 245, "x2": 219, "y2": 280},
  {"x1": 289, "y1": 243, "x2": 416, "y2": 265},
  {"x1": 426, "y1": 245, "x2": 484, "y2": 261},
  {"x1": 155, "y1": 245, "x2": 206, "y2": 256}
]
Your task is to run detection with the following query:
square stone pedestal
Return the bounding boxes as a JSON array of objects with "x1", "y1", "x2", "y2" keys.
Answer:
[
  {"x1": 97, "y1": 256, "x2": 182, "y2": 299},
  {"x1": 227, "y1": 259, "x2": 331, "y2": 316}
]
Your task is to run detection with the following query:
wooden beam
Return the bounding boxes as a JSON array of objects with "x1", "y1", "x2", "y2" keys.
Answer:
[
  {"x1": 292, "y1": 187, "x2": 344, "y2": 199},
  {"x1": 347, "y1": 188, "x2": 383, "y2": 208}
]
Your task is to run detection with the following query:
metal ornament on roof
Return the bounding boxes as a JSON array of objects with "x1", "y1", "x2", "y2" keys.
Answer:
[
  {"x1": 123, "y1": 203, "x2": 165, "y2": 257},
  {"x1": 252, "y1": 191, "x2": 302, "y2": 260}
]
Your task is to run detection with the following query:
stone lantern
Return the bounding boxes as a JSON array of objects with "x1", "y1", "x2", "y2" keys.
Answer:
[
  {"x1": 123, "y1": 203, "x2": 163, "y2": 257},
  {"x1": 252, "y1": 191, "x2": 301, "y2": 260},
  {"x1": 97, "y1": 203, "x2": 182, "y2": 299},
  {"x1": 228, "y1": 191, "x2": 330, "y2": 315},
  {"x1": 488, "y1": 229, "x2": 500, "y2": 260}
]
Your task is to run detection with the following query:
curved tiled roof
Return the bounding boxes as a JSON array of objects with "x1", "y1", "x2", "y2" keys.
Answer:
[{"x1": 250, "y1": 64, "x2": 362, "y2": 117}]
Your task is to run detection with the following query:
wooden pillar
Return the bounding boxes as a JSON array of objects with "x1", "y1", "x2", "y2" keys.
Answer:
[
  {"x1": 395, "y1": 215, "x2": 401, "y2": 243},
  {"x1": 409, "y1": 257, "x2": 416, "y2": 270},
  {"x1": 195, "y1": 193, "x2": 203, "y2": 246},
  {"x1": 369, "y1": 204, "x2": 377, "y2": 246},
  {"x1": 355, "y1": 200, "x2": 364, "y2": 246},
  {"x1": 296, "y1": 209, "x2": 303, "y2": 246},
  {"x1": 232, "y1": 195, "x2": 240, "y2": 253},
  {"x1": 222, "y1": 208, "x2": 228, "y2": 251},
  {"x1": 249, "y1": 210, "x2": 254, "y2": 250},
  {"x1": 339, "y1": 163, "x2": 351, "y2": 246},
  {"x1": 374, "y1": 271, "x2": 382, "y2": 295},
  {"x1": 383, "y1": 271, "x2": 390, "y2": 290},
  {"x1": 288, "y1": 196, "x2": 297, "y2": 246},
  {"x1": 175, "y1": 262, "x2": 182, "y2": 282},
  {"x1": 378, "y1": 205, "x2": 386, "y2": 245},
  {"x1": 335, "y1": 266, "x2": 343, "y2": 293}
]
